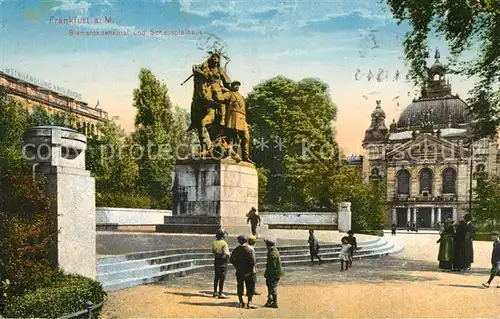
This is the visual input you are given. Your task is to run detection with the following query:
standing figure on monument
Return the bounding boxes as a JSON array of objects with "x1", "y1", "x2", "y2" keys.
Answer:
[
  {"x1": 188, "y1": 51, "x2": 231, "y2": 153},
  {"x1": 247, "y1": 207, "x2": 261, "y2": 238},
  {"x1": 463, "y1": 214, "x2": 476, "y2": 270},
  {"x1": 220, "y1": 81, "x2": 253, "y2": 163}
]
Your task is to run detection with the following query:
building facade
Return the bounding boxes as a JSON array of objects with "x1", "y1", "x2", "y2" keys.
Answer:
[
  {"x1": 362, "y1": 51, "x2": 500, "y2": 228},
  {"x1": 0, "y1": 69, "x2": 108, "y2": 135}
]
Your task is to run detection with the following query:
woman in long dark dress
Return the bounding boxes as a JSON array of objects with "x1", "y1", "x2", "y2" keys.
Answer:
[
  {"x1": 437, "y1": 221, "x2": 455, "y2": 271},
  {"x1": 453, "y1": 220, "x2": 467, "y2": 271}
]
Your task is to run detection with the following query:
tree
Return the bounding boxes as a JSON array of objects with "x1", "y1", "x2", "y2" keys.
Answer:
[
  {"x1": 472, "y1": 174, "x2": 500, "y2": 224},
  {"x1": 385, "y1": 0, "x2": 500, "y2": 138},
  {"x1": 171, "y1": 106, "x2": 196, "y2": 159},
  {"x1": 26, "y1": 106, "x2": 77, "y2": 129},
  {"x1": 86, "y1": 120, "x2": 145, "y2": 207},
  {"x1": 132, "y1": 69, "x2": 175, "y2": 208},
  {"x1": 246, "y1": 76, "x2": 340, "y2": 211},
  {"x1": 0, "y1": 88, "x2": 29, "y2": 172}
]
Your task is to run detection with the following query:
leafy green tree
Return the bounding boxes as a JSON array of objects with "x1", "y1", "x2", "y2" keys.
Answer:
[
  {"x1": 385, "y1": 0, "x2": 500, "y2": 138},
  {"x1": 472, "y1": 174, "x2": 500, "y2": 224},
  {"x1": 0, "y1": 88, "x2": 29, "y2": 172},
  {"x1": 246, "y1": 76, "x2": 340, "y2": 211},
  {"x1": 132, "y1": 69, "x2": 175, "y2": 209},
  {"x1": 86, "y1": 120, "x2": 144, "y2": 207},
  {"x1": 171, "y1": 106, "x2": 195, "y2": 159}
]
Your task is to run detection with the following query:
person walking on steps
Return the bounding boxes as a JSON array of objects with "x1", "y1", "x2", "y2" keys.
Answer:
[
  {"x1": 247, "y1": 235, "x2": 261, "y2": 295},
  {"x1": 264, "y1": 236, "x2": 283, "y2": 308},
  {"x1": 211, "y1": 228, "x2": 230, "y2": 298},
  {"x1": 347, "y1": 230, "x2": 357, "y2": 267},
  {"x1": 482, "y1": 231, "x2": 500, "y2": 288},
  {"x1": 339, "y1": 236, "x2": 352, "y2": 271},
  {"x1": 230, "y1": 235, "x2": 258, "y2": 309},
  {"x1": 308, "y1": 229, "x2": 323, "y2": 264},
  {"x1": 247, "y1": 207, "x2": 261, "y2": 238}
]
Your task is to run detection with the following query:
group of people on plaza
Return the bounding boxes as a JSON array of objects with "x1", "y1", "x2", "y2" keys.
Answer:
[
  {"x1": 211, "y1": 229, "x2": 282, "y2": 309},
  {"x1": 436, "y1": 213, "x2": 500, "y2": 288},
  {"x1": 436, "y1": 213, "x2": 476, "y2": 272}
]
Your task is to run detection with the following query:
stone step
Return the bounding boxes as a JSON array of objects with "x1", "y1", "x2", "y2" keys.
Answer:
[
  {"x1": 269, "y1": 224, "x2": 337, "y2": 230},
  {"x1": 97, "y1": 238, "x2": 383, "y2": 267},
  {"x1": 100, "y1": 241, "x2": 403, "y2": 292},
  {"x1": 156, "y1": 224, "x2": 221, "y2": 234},
  {"x1": 163, "y1": 216, "x2": 221, "y2": 224},
  {"x1": 98, "y1": 240, "x2": 387, "y2": 274}
]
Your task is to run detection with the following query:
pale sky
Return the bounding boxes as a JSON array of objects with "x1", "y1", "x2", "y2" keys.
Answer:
[{"x1": 0, "y1": 0, "x2": 478, "y2": 155}]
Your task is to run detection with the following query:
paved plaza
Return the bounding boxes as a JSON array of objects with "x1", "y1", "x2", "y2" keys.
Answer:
[{"x1": 101, "y1": 233, "x2": 499, "y2": 318}]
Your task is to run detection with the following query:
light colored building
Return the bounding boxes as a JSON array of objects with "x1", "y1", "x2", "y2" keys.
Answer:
[
  {"x1": 0, "y1": 68, "x2": 108, "y2": 135},
  {"x1": 361, "y1": 50, "x2": 500, "y2": 228}
]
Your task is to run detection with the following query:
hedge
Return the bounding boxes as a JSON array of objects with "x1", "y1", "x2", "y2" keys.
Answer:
[{"x1": 3, "y1": 274, "x2": 106, "y2": 318}]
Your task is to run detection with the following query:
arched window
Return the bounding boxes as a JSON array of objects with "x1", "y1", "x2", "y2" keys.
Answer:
[
  {"x1": 419, "y1": 168, "x2": 433, "y2": 194},
  {"x1": 442, "y1": 167, "x2": 456, "y2": 194},
  {"x1": 371, "y1": 167, "x2": 380, "y2": 176},
  {"x1": 397, "y1": 170, "x2": 410, "y2": 195},
  {"x1": 476, "y1": 164, "x2": 486, "y2": 172}
]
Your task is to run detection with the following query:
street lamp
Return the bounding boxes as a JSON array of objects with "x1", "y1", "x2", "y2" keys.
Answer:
[{"x1": 457, "y1": 136, "x2": 475, "y2": 218}]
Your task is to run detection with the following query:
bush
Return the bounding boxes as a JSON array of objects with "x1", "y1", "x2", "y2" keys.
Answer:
[
  {"x1": 0, "y1": 171, "x2": 57, "y2": 296},
  {"x1": 3, "y1": 273, "x2": 106, "y2": 318},
  {"x1": 96, "y1": 192, "x2": 153, "y2": 208}
]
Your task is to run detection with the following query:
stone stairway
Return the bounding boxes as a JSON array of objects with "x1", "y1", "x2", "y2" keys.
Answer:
[{"x1": 97, "y1": 237, "x2": 403, "y2": 292}]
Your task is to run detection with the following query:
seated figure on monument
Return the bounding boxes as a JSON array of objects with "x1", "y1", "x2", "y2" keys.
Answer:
[
  {"x1": 187, "y1": 50, "x2": 231, "y2": 155},
  {"x1": 184, "y1": 49, "x2": 253, "y2": 164}
]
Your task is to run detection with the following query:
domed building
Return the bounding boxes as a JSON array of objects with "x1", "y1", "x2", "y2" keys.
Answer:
[{"x1": 361, "y1": 50, "x2": 500, "y2": 229}]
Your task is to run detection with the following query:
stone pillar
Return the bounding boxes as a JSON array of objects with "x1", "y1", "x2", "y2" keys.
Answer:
[
  {"x1": 392, "y1": 208, "x2": 397, "y2": 224},
  {"x1": 407, "y1": 207, "x2": 411, "y2": 223},
  {"x1": 338, "y1": 202, "x2": 352, "y2": 232},
  {"x1": 23, "y1": 126, "x2": 96, "y2": 279},
  {"x1": 431, "y1": 207, "x2": 435, "y2": 227},
  {"x1": 453, "y1": 206, "x2": 458, "y2": 221},
  {"x1": 413, "y1": 208, "x2": 417, "y2": 223},
  {"x1": 437, "y1": 207, "x2": 442, "y2": 223}
]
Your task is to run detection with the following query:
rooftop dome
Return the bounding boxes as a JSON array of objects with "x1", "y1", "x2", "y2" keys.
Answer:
[
  {"x1": 397, "y1": 95, "x2": 472, "y2": 128},
  {"x1": 397, "y1": 49, "x2": 473, "y2": 129}
]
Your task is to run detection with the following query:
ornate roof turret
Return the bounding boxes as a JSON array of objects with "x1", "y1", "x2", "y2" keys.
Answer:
[{"x1": 363, "y1": 100, "x2": 389, "y2": 144}]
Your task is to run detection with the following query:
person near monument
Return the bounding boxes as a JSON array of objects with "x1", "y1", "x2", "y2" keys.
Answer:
[
  {"x1": 453, "y1": 219, "x2": 467, "y2": 271},
  {"x1": 346, "y1": 230, "x2": 357, "y2": 267},
  {"x1": 308, "y1": 229, "x2": 322, "y2": 264},
  {"x1": 229, "y1": 235, "x2": 257, "y2": 309},
  {"x1": 247, "y1": 235, "x2": 261, "y2": 295},
  {"x1": 339, "y1": 236, "x2": 352, "y2": 271},
  {"x1": 391, "y1": 223, "x2": 397, "y2": 236},
  {"x1": 220, "y1": 80, "x2": 252, "y2": 163},
  {"x1": 407, "y1": 221, "x2": 410, "y2": 232},
  {"x1": 463, "y1": 213, "x2": 476, "y2": 270},
  {"x1": 481, "y1": 231, "x2": 500, "y2": 288},
  {"x1": 246, "y1": 207, "x2": 261, "y2": 238},
  {"x1": 189, "y1": 51, "x2": 231, "y2": 152},
  {"x1": 211, "y1": 228, "x2": 230, "y2": 298},
  {"x1": 264, "y1": 236, "x2": 283, "y2": 308},
  {"x1": 437, "y1": 220, "x2": 455, "y2": 271}
]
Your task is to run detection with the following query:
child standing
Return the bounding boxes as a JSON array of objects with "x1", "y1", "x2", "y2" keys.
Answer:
[
  {"x1": 211, "y1": 228, "x2": 230, "y2": 298},
  {"x1": 308, "y1": 229, "x2": 323, "y2": 264},
  {"x1": 264, "y1": 236, "x2": 283, "y2": 308},
  {"x1": 339, "y1": 236, "x2": 352, "y2": 271},
  {"x1": 347, "y1": 230, "x2": 358, "y2": 267}
]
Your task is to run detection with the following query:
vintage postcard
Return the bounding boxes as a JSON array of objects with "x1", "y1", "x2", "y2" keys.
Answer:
[{"x1": 1, "y1": 0, "x2": 499, "y2": 318}]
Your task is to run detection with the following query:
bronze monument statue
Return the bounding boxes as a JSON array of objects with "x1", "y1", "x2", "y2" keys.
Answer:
[{"x1": 183, "y1": 49, "x2": 253, "y2": 163}]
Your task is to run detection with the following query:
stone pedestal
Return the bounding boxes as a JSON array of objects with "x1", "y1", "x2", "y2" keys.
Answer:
[
  {"x1": 158, "y1": 159, "x2": 258, "y2": 234},
  {"x1": 23, "y1": 126, "x2": 96, "y2": 280},
  {"x1": 338, "y1": 202, "x2": 352, "y2": 232}
]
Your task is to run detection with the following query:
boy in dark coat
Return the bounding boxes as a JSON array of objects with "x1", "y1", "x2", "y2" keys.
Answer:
[
  {"x1": 482, "y1": 231, "x2": 500, "y2": 288},
  {"x1": 230, "y1": 235, "x2": 257, "y2": 309},
  {"x1": 264, "y1": 236, "x2": 283, "y2": 308},
  {"x1": 347, "y1": 230, "x2": 357, "y2": 267},
  {"x1": 308, "y1": 229, "x2": 322, "y2": 264},
  {"x1": 246, "y1": 207, "x2": 261, "y2": 238}
]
